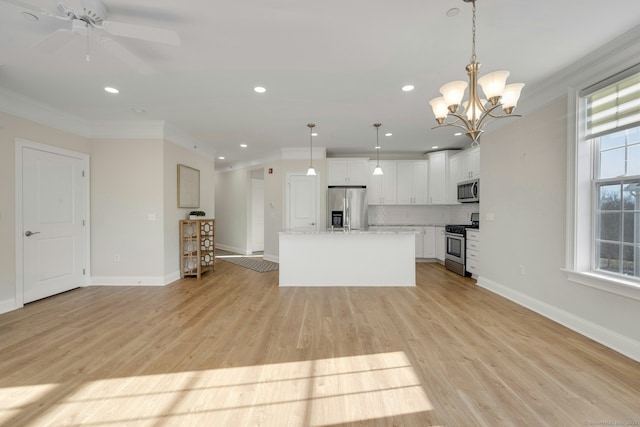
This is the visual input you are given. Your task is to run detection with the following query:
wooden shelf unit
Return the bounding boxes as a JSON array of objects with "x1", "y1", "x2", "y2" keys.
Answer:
[{"x1": 180, "y1": 219, "x2": 215, "y2": 278}]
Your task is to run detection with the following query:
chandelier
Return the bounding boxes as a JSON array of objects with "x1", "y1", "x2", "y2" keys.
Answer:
[{"x1": 429, "y1": 0, "x2": 525, "y2": 145}]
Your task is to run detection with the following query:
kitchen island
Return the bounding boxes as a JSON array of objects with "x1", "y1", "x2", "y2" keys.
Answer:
[{"x1": 279, "y1": 230, "x2": 416, "y2": 286}]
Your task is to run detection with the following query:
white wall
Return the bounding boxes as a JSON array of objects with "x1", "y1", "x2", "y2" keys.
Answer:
[
  {"x1": 215, "y1": 168, "x2": 251, "y2": 254},
  {"x1": 478, "y1": 97, "x2": 640, "y2": 360},
  {"x1": 90, "y1": 139, "x2": 165, "y2": 282},
  {"x1": 0, "y1": 112, "x2": 90, "y2": 312},
  {"x1": 163, "y1": 140, "x2": 215, "y2": 279}
]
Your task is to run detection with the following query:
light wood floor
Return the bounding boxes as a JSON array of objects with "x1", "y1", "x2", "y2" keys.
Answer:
[{"x1": 1, "y1": 261, "x2": 638, "y2": 426}]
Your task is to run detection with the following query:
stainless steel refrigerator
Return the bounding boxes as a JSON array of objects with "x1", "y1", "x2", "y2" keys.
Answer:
[{"x1": 327, "y1": 186, "x2": 368, "y2": 230}]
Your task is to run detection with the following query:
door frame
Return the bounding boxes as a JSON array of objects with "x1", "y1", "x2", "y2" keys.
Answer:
[
  {"x1": 14, "y1": 138, "x2": 91, "y2": 308},
  {"x1": 285, "y1": 172, "x2": 320, "y2": 231}
]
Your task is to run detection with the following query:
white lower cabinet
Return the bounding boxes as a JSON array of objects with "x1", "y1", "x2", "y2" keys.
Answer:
[
  {"x1": 435, "y1": 226, "x2": 445, "y2": 261},
  {"x1": 422, "y1": 226, "x2": 435, "y2": 258},
  {"x1": 466, "y1": 229, "x2": 480, "y2": 277}
]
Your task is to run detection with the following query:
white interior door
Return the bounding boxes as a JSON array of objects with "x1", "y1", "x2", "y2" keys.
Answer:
[
  {"x1": 251, "y1": 179, "x2": 265, "y2": 252},
  {"x1": 287, "y1": 174, "x2": 318, "y2": 231},
  {"x1": 22, "y1": 146, "x2": 86, "y2": 303}
]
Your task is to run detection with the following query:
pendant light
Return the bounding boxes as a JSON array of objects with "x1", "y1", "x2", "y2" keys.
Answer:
[
  {"x1": 306, "y1": 123, "x2": 316, "y2": 176},
  {"x1": 372, "y1": 123, "x2": 383, "y2": 176}
]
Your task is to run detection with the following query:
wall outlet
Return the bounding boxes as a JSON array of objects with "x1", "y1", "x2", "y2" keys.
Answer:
[
  {"x1": 114, "y1": 254, "x2": 120, "y2": 262},
  {"x1": 519, "y1": 265, "x2": 525, "y2": 276}
]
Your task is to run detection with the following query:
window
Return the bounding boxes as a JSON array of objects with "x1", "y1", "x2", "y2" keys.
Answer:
[
  {"x1": 594, "y1": 128, "x2": 640, "y2": 278},
  {"x1": 582, "y1": 69, "x2": 640, "y2": 282}
]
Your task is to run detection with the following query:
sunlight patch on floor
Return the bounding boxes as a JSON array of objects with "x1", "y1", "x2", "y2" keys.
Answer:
[{"x1": 1, "y1": 351, "x2": 433, "y2": 426}]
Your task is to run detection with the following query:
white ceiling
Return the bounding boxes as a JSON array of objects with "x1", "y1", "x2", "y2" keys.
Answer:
[{"x1": 1, "y1": 0, "x2": 639, "y2": 170}]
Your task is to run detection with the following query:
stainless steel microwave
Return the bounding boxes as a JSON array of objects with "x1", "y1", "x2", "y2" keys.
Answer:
[{"x1": 457, "y1": 178, "x2": 479, "y2": 203}]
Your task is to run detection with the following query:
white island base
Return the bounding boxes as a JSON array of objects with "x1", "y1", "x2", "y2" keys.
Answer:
[{"x1": 279, "y1": 231, "x2": 416, "y2": 286}]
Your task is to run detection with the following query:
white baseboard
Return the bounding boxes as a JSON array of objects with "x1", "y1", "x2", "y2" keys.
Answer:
[
  {"x1": 263, "y1": 253, "x2": 279, "y2": 263},
  {"x1": 91, "y1": 276, "x2": 168, "y2": 286},
  {"x1": 0, "y1": 298, "x2": 18, "y2": 315},
  {"x1": 477, "y1": 275, "x2": 640, "y2": 362},
  {"x1": 164, "y1": 271, "x2": 181, "y2": 285},
  {"x1": 216, "y1": 243, "x2": 250, "y2": 255}
]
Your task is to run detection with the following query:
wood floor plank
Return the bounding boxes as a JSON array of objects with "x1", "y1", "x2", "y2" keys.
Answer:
[{"x1": 0, "y1": 261, "x2": 638, "y2": 426}]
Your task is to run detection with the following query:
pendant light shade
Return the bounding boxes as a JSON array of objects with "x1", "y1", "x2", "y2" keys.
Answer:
[
  {"x1": 372, "y1": 123, "x2": 383, "y2": 176},
  {"x1": 306, "y1": 123, "x2": 316, "y2": 176}
]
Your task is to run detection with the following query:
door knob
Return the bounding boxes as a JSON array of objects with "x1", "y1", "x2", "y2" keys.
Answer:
[{"x1": 25, "y1": 231, "x2": 40, "y2": 237}]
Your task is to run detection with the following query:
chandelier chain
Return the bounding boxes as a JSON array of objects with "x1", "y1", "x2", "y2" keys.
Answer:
[{"x1": 470, "y1": 0, "x2": 476, "y2": 63}]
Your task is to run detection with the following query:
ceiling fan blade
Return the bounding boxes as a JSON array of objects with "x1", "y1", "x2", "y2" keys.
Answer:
[
  {"x1": 100, "y1": 20, "x2": 180, "y2": 46},
  {"x1": 33, "y1": 28, "x2": 75, "y2": 52},
  {"x1": 0, "y1": 0, "x2": 57, "y2": 17},
  {"x1": 97, "y1": 35, "x2": 154, "y2": 74}
]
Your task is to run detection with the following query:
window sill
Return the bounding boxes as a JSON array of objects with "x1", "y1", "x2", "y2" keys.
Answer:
[{"x1": 562, "y1": 269, "x2": 640, "y2": 302}]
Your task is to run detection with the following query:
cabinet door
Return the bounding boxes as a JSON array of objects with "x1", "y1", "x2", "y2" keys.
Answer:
[
  {"x1": 449, "y1": 154, "x2": 463, "y2": 203},
  {"x1": 412, "y1": 161, "x2": 429, "y2": 204},
  {"x1": 422, "y1": 226, "x2": 436, "y2": 258},
  {"x1": 396, "y1": 161, "x2": 413, "y2": 204},
  {"x1": 327, "y1": 159, "x2": 349, "y2": 185},
  {"x1": 347, "y1": 160, "x2": 368, "y2": 186},
  {"x1": 468, "y1": 147, "x2": 480, "y2": 178},
  {"x1": 428, "y1": 152, "x2": 446, "y2": 204},
  {"x1": 414, "y1": 229, "x2": 424, "y2": 258},
  {"x1": 435, "y1": 227, "x2": 446, "y2": 261},
  {"x1": 381, "y1": 160, "x2": 397, "y2": 204}
]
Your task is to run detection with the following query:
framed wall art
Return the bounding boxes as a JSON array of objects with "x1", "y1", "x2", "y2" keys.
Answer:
[{"x1": 177, "y1": 164, "x2": 200, "y2": 208}]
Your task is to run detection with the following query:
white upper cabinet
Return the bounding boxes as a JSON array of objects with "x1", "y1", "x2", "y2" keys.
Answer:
[
  {"x1": 327, "y1": 158, "x2": 369, "y2": 186},
  {"x1": 427, "y1": 151, "x2": 457, "y2": 205},
  {"x1": 368, "y1": 160, "x2": 397, "y2": 205},
  {"x1": 396, "y1": 160, "x2": 429, "y2": 205},
  {"x1": 453, "y1": 146, "x2": 480, "y2": 182}
]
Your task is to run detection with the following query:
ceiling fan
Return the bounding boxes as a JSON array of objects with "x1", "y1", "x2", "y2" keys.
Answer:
[{"x1": 2, "y1": 0, "x2": 180, "y2": 73}]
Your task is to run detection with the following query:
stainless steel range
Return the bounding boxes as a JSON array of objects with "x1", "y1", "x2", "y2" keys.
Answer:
[{"x1": 445, "y1": 213, "x2": 479, "y2": 276}]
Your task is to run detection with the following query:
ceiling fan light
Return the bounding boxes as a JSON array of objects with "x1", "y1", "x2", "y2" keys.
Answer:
[
  {"x1": 501, "y1": 83, "x2": 525, "y2": 113},
  {"x1": 439, "y1": 80, "x2": 467, "y2": 112},
  {"x1": 478, "y1": 70, "x2": 510, "y2": 105}
]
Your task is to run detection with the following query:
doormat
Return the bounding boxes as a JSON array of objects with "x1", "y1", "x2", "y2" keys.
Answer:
[{"x1": 216, "y1": 252, "x2": 279, "y2": 273}]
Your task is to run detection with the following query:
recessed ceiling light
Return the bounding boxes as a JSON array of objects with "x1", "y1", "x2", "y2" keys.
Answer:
[
  {"x1": 20, "y1": 11, "x2": 38, "y2": 22},
  {"x1": 104, "y1": 87, "x2": 119, "y2": 94},
  {"x1": 254, "y1": 86, "x2": 266, "y2": 93},
  {"x1": 132, "y1": 108, "x2": 146, "y2": 114},
  {"x1": 402, "y1": 85, "x2": 414, "y2": 92},
  {"x1": 385, "y1": 133, "x2": 392, "y2": 137},
  {"x1": 432, "y1": 146, "x2": 439, "y2": 149},
  {"x1": 240, "y1": 144, "x2": 247, "y2": 148},
  {"x1": 446, "y1": 8, "x2": 460, "y2": 17},
  {"x1": 454, "y1": 132, "x2": 463, "y2": 136},
  {"x1": 218, "y1": 156, "x2": 225, "y2": 160},
  {"x1": 375, "y1": 146, "x2": 381, "y2": 150}
]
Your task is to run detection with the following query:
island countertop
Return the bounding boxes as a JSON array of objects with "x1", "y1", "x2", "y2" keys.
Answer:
[
  {"x1": 279, "y1": 229, "x2": 419, "y2": 235},
  {"x1": 279, "y1": 231, "x2": 415, "y2": 287}
]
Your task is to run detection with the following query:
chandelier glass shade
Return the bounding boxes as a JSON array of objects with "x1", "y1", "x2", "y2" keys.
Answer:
[
  {"x1": 372, "y1": 123, "x2": 383, "y2": 176},
  {"x1": 306, "y1": 123, "x2": 316, "y2": 176},
  {"x1": 429, "y1": 0, "x2": 525, "y2": 145}
]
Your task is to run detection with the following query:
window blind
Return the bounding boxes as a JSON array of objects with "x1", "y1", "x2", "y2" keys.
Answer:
[{"x1": 586, "y1": 71, "x2": 640, "y2": 138}]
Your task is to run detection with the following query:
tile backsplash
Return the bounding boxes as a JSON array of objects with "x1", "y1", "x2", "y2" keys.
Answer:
[{"x1": 369, "y1": 204, "x2": 479, "y2": 226}]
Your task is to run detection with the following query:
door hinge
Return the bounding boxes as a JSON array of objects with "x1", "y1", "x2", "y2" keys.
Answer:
[
  {"x1": 83, "y1": 219, "x2": 85, "y2": 226},
  {"x1": 83, "y1": 268, "x2": 86, "y2": 275},
  {"x1": 82, "y1": 170, "x2": 85, "y2": 177}
]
